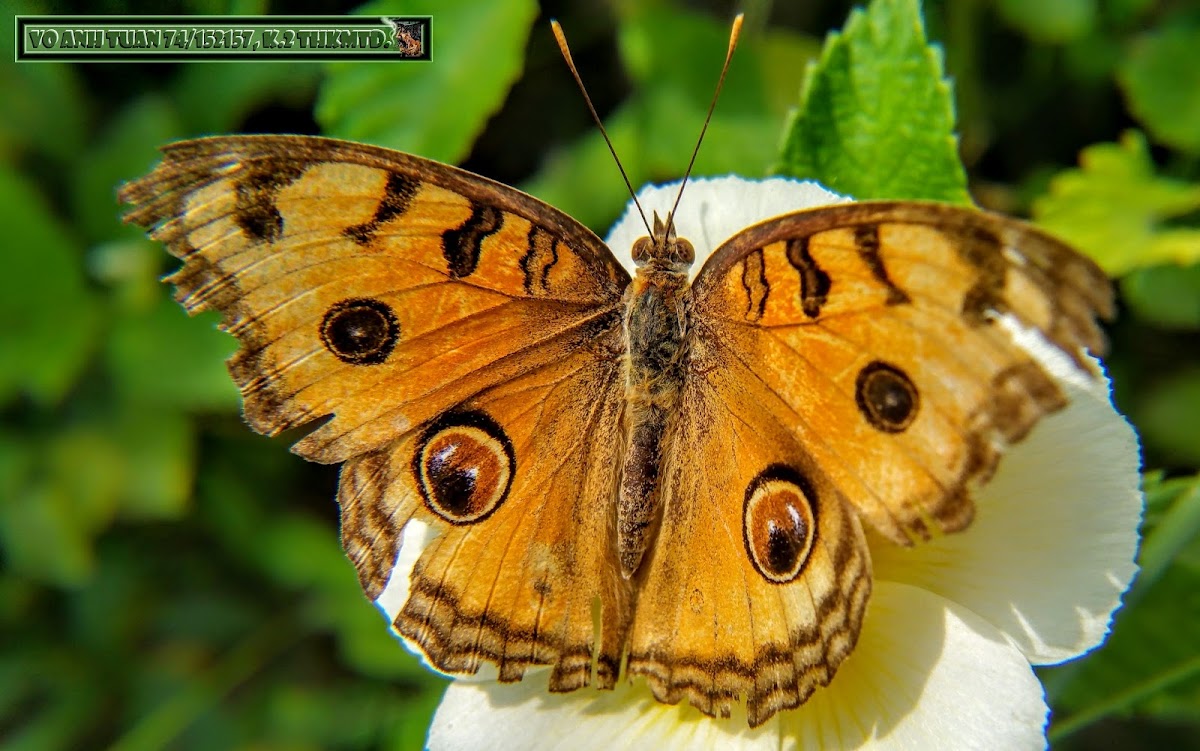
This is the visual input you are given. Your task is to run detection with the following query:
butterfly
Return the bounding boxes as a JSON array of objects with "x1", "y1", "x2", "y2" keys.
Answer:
[{"x1": 118, "y1": 132, "x2": 1112, "y2": 727}]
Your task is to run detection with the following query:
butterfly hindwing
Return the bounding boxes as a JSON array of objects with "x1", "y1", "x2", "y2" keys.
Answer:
[
  {"x1": 340, "y1": 334, "x2": 631, "y2": 691},
  {"x1": 628, "y1": 325, "x2": 871, "y2": 726}
]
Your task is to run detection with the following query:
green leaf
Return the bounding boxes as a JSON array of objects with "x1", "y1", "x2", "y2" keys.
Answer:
[
  {"x1": 995, "y1": 0, "x2": 1097, "y2": 43},
  {"x1": 112, "y1": 409, "x2": 196, "y2": 520},
  {"x1": 1136, "y1": 370, "x2": 1200, "y2": 466},
  {"x1": 1121, "y1": 263, "x2": 1200, "y2": 330},
  {"x1": 1118, "y1": 22, "x2": 1200, "y2": 154},
  {"x1": 0, "y1": 2, "x2": 89, "y2": 162},
  {"x1": 74, "y1": 95, "x2": 182, "y2": 244},
  {"x1": 1032, "y1": 131, "x2": 1200, "y2": 276},
  {"x1": 317, "y1": 0, "x2": 539, "y2": 164},
  {"x1": 173, "y1": 61, "x2": 321, "y2": 135},
  {"x1": 0, "y1": 165, "x2": 99, "y2": 406},
  {"x1": 105, "y1": 295, "x2": 239, "y2": 411},
  {"x1": 1046, "y1": 475, "x2": 1200, "y2": 740},
  {"x1": 0, "y1": 428, "x2": 122, "y2": 586},
  {"x1": 774, "y1": 0, "x2": 969, "y2": 203}
]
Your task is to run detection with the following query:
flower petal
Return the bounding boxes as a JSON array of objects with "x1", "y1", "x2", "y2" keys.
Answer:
[
  {"x1": 427, "y1": 583, "x2": 1048, "y2": 750},
  {"x1": 604, "y1": 176, "x2": 850, "y2": 274},
  {"x1": 779, "y1": 582, "x2": 1048, "y2": 750},
  {"x1": 871, "y1": 317, "x2": 1142, "y2": 664}
]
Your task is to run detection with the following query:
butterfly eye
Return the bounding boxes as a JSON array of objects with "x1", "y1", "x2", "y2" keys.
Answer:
[
  {"x1": 414, "y1": 411, "x2": 515, "y2": 524},
  {"x1": 743, "y1": 465, "x2": 818, "y2": 584},
  {"x1": 632, "y1": 237, "x2": 653, "y2": 265},
  {"x1": 670, "y1": 238, "x2": 695, "y2": 265}
]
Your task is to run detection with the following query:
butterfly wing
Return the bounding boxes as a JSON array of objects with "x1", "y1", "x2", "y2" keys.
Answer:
[
  {"x1": 120, "y1": 135, "x2": 633, "y2": 689},
  {"x1": 622, "y1": 200, "x2": 1112, "y2": 727},
  {"x1": 627, "y1": 338, "x2": 872, "y2": 727},
  {"x1": 688, "y1": 200, "x2": 1113, "y2": 545}
]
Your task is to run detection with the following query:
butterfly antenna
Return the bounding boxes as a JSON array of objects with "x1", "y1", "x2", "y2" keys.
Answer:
[
  {"x1": 665, "y1": 12, "x2": 744, "y2": 236},
  {"x1": 551, "y1": 19, "x2": 653, "y2": 238}
]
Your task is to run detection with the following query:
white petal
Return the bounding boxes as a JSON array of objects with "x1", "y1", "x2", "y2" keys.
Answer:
[
  {"x1": 872, "y1": 318, "x2": 1142, "y2": 664},
  {"x1": 428, "y1": 676, "x2": 777, "y2": 751},
  {"x1": 779, "y1": 583, "x2": 1048, "y2": 750},
  {"x1": 427, "y1": 583, "x2": 1047, "y2": 751},
  {"x1": 604, "y1": 176, "x2": 850, "y2": 276}
]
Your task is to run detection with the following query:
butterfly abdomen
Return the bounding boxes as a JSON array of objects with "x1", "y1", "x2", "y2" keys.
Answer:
[{"x1": 618, "y1": 268, "x2": 691, "y2": 577}]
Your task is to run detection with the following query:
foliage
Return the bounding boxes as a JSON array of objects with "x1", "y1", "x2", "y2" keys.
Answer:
[{"x1": 1, "y1": 0, "x2": 1198, "y2": 749}]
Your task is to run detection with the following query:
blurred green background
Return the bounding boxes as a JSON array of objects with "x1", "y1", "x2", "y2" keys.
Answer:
[{"x1": 2, "y1": 0, "x2": 1199, "y2": 749}]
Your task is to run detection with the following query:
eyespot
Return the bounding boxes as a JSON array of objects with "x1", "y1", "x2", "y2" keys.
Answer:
[
  {"x1": 743, "y1": 465, "x2": 818, "y2": 584},
  {"x1": 856, "y1": 360, "x2": 919, "y2": 433},
  {"x1": 320, "y1": 298, "x2": 400, "y2": 365},
  {"x1": 413, "y1": 410, "x2": 515, "y2": 524}
]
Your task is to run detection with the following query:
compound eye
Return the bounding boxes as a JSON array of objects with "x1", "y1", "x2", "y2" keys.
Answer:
[
  {"x1": 632, "y1": 237, "x2": 653, "y2": 265},
  {"x1": 671, "y1": 238, "x2": 695, "y2": 265}
]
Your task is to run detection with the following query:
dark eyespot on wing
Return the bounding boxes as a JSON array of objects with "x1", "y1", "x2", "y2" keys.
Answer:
[
  {"x1": 413, "y1": 410, "x2": 515, "y2": 524},
  {"x1": 320, "y1": 297, "x2": 401, "y2": 365},
  {"x1": 855, "y1": 360, "x2": 919, "y2": 433}
]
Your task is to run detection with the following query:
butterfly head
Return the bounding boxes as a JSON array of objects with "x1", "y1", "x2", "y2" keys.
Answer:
[{"x1": 632, "y1": 211, "x2": 695, "y2": 272}]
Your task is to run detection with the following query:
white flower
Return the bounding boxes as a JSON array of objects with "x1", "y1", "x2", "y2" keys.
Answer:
[{"x1": 420, "y1": 177, "x2": 1143, "y2": 750}]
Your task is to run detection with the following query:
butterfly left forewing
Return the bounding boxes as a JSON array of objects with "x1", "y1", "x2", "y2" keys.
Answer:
[
  {"x1": 120, "y1": 135, "x2": 629, "y2": 463},
  {"x1": 690, "y1": 201, "x2": 1114, "y2": 546},
  {"x1": 121, "y1": 134, "x2": 635, "y2": 693}
]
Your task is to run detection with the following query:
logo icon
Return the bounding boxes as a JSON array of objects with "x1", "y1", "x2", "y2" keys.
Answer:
[{"x1": 386, "y1": 18, "x2": 425, "y2": 57}]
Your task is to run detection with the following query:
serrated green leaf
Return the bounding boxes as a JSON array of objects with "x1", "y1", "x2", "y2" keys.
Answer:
[
  {"x1": 1121, "y1": 263, "x2": 1200, "y2": 330},
  {"x1": 1033, "y1": 131, "x2": 1200, "y2": 276},
  {"x1": 0, "y1": 165, "x2": 99, "y2": 406},
  {"x1": 1118, "y1": 22, "x2": 1200, "y2": 154},
  {"x1": 105, "y1": 296, "x2": 239, "y2": 411},
  {"x1": 774, "y1": 0, "x2": 969, "y2": 203},
  {"x1": 995, "y1": 0, "x2": 1097, "y2": 43},
  {"x1": 316, "y1": 0, "x2": 538, "y2": 164}
]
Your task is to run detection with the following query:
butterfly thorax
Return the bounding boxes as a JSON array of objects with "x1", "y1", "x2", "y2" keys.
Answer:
[{"x1": 617, "y1": 218, "x2": 695, "y2": 578}]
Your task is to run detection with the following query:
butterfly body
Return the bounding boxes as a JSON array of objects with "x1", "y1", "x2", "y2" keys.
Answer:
[
  {"x1": 619, "y1": 219, "x2": 695, "y2": 577},
  {"x1": 121, "y1": 135, "x2": 1113, "y2": 728}
]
